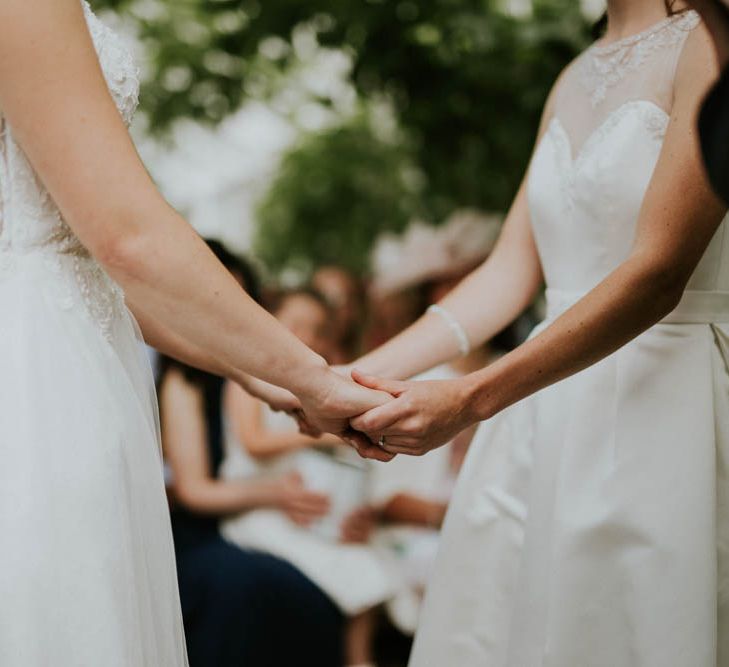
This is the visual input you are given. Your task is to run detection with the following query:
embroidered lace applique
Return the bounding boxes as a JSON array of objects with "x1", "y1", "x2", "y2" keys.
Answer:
[
  {"x1": 0, "y1": 2, "x2": 140, "y2": 341},
  {"x1": 580, "y1": 11, "x2": 700, "y2": 107}
]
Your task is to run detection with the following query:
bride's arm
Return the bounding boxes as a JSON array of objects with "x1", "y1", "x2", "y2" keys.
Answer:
[
  {"x1": 133, "y1": 306, "x2": 302, "y2": 412},
  {"x1": 349, "y1": 82, "x2": 567, "y2": 381},
  {"x1": 352, "y1": 182, "x2": 543, "y2": 380},
  {"x1": 0, "y1": 0, "x2": 390, "y2": 440},
  {"x1": 351, "y1": 27, "x2": 728, "y2": 455}
]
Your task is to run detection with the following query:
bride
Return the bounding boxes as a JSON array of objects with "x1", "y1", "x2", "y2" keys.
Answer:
[
  {"x1": 347, "y1": 1, "x2": 729, "y2": 664},
  {"x1": 0, "y1": 1, "x2": 391, "y2": 665}
]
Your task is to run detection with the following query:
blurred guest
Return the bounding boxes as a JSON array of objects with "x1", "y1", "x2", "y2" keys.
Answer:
[
  {"x1": 690, "y1": 0, "x2": 729, "y2": 202},
  {"x1": 369, "y1": 211, "x2": 501, "y2": 300},
  {"x1": 221, "y1": 288, "x2": 394, "y2": 667},
  {"x1": 368, "y1": 363, "x2": 469, "y2": 636},
  {"x1": 160, "y1": 242, "x2": 343, "y2": 667},
  {"x1": 363, "y1": 212, "x2": 518, "y2": 634},
  {"x1": 160, "y1": 360, "x2": 343, "y2": 667},
  {"x1": 362, "y1": 288, "x2": 427, "y2": 352},
  {"x1": 312, "y1": 265, "x2": 366, "y2": 363},
  {"x1": 364, "y1": 211, "x2": 503, "y2": 352}
]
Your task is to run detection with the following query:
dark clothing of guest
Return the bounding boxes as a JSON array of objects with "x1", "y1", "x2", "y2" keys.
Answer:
[
  {"x1": 175, "y1": 538, "x2": 344, "y2": 667},
  {"x1": 699, "y1": 64, "x2": 729, "y2": 205},
  {"x1": 166, "y1": 364, "x2": 343, "y2": 667},
  {"x1": 169, "y1": 371, "x2": 225, "y2": 552}
]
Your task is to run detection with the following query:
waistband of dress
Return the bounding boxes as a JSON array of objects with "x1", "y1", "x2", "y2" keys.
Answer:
[{"x1": 545, "y1": 288, "x2": 729, "y2": 324}]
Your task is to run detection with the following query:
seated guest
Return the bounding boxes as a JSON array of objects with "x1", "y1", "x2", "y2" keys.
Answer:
[
  {"x1": 368, "y1": 364, "x2": 474, "y2": 636},
  {"x1": 159, "y1": 241, "x2": 343, "y2": 667},
  {"x1": 364, "y1": 215, "x2": 517, "y2": 635},
  {"x1": 221, "y1": 288, "x2": 394, "y2": 667},
  {"x1": 312, "y1": 266, "x2": 366, "y2": 364}
]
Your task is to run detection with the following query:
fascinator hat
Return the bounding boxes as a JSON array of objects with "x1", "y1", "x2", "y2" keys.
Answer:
[{"x1": 371, "y1": 209, "x2": 502, "y2": 297}]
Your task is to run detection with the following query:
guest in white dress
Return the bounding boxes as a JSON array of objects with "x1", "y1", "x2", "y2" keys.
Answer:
[
  {"x1": 370, "y1": 364, "x2": 464, "y2": 635},
  {"x1": 221, "y1": 289, "x2": 394, "y2": 667},
  {"x1": 365, "y1": 213, "x2": 506, "y2": 635}
]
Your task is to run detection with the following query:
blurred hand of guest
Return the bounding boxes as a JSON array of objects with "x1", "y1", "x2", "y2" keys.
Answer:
[
  {"x1": 349, "y1": 370, "x2": 477, "y2": 459},
  {"x1": 339, "y1": 505, "x2": 378, "y2": 544},
  {"x1": 276, "y1": 472, "x2": 331, "y2": 527},
  {"x1": 381, "y1": 494, "x2": 448, "y2": 529}
]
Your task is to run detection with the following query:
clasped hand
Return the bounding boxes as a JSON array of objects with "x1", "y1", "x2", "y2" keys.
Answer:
[
  {"x1": 298, "y1": 365, "x2": 476, "y2": 461},
  {"x1": 253, "y1": 364, "x2": 476, "y2": 461},
  {"x1": 347, "y1": 370, "x2": 476, "y2": 459}
]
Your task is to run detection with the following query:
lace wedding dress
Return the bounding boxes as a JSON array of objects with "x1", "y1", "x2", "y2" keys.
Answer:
[
  {"x1": 410, "y1": 12, "x2": 729, "y2": 666},
  {"x1": 0, "y1": 4, "x2": 187, "y2": 665}
]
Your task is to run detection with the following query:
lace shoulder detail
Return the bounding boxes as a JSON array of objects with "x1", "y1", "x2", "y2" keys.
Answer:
[
  {"x1": 82, "y1": 1, "x2": 140, "y2": 126},
  {"x1": 0, "y1": 3, "x2": 141, "y2": 341},
  {"x1": 579, "y1": 10, "x2": 700, "y2": 107}
]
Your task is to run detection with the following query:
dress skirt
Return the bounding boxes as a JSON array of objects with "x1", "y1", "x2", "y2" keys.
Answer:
[
  {"x1": 0, "y1": 251, "x2": 187, "y2": 666},
  {"x1": 410, "y1": 309, "x2": 729, "y2": 666}
]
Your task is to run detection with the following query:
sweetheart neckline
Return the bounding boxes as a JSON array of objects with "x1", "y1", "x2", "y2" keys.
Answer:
[{"x1": 546, "y1": 99, "x2": 669, "y2": 170}]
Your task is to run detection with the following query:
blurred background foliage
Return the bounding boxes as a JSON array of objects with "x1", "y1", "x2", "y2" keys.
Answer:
[
  {"x1": 93, "y1": 0, "x2": 593, "y2": 275},
  {"x1": 254, "y1": 114, "x2": 423, "y2": 274}
]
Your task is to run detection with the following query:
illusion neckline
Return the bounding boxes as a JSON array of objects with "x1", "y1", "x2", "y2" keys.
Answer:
[{"x1": 590, "y1": 10, "x2": 697, "y2": 56}]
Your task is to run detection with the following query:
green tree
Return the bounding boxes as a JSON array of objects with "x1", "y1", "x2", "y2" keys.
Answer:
[
  {"x1": 92, "y1": 0, "x2": 592, "y2": 273},
  {"x1": 94, "y1": 0, "x2": 590, "y2": 214},
  {"x1": 254, "y1": 116, "x2": 422, "y2": 275}
]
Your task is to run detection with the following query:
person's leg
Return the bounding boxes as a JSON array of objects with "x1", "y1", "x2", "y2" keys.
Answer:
[{"x1": 343, "y1": 609, "x2": 377, "y2": 667}]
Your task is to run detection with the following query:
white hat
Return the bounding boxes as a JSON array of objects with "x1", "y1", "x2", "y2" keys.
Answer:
[{"x1": 371, "y1": 209, "x2": 502, "y2": 296}]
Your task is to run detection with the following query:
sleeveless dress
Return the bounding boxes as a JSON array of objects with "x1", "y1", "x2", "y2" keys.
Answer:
[
  {"x1": 0, "y1": 4, "x2": 187, "y2": 665},
  {"x1": 410, "y1": 12, "x2": 729, "y2": 666}
]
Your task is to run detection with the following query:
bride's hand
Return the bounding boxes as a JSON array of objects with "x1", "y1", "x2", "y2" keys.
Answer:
[
  {"x1": 297, "y1": 369, "x2": 397, "y2": 462},
  {"x1": 349, "y1": 370, "x2": 477, "y2": 457},
  {"x1": 241, "y1": 375, "x2": 302, "y2": 413}
]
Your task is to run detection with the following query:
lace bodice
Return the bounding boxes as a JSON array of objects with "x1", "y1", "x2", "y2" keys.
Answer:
[
  {"x1": 0, "y1": 2, "x2": 139, "y2": 340},
  {"x1": 528, "y1": 10, "x2": 729, "y2": 301}
]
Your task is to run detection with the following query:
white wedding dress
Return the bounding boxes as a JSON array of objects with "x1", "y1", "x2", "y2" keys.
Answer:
[
  {"x1": 410, "y1": 12, "x2": 729, "y2": 667},
  {"x1": 0, "y1": 4, "x2": 187, "y2": 665}
]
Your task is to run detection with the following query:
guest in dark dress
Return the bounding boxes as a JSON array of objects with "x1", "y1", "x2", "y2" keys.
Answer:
[
  {"x1": 689, "y1": 0, "x2": 729, "y2": 202},
  {"x1": 158, "y1": 241, "x2": 343, "y2": 667}
]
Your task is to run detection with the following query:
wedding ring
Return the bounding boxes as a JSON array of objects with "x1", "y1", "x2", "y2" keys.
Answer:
[{"x1": 378, "y1": 435, "x2": 386, "y2": 448}]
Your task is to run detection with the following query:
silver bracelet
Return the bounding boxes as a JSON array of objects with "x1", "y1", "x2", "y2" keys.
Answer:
[{"x1": 427, "y1": 304, "x2": 471, "y2": 356}]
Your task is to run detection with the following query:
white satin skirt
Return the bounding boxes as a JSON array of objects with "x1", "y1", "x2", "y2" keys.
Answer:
[
  {"x1": 410, "y1": 295, "x2": 729, "y2": 666},
  {"x1": 0, "y1": 250, "x2": 187, "y2": 666}
]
